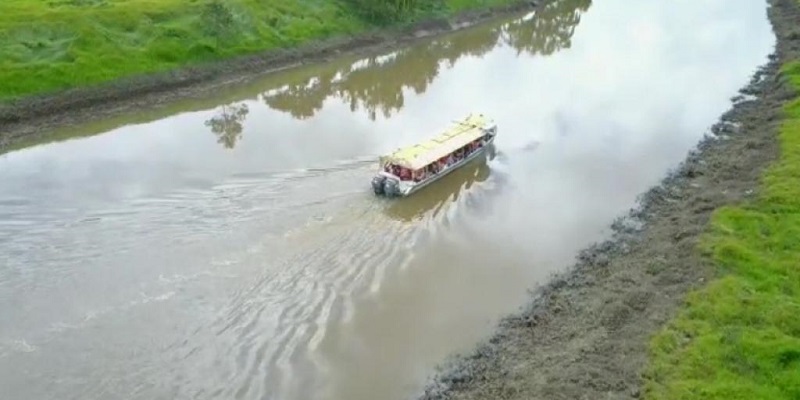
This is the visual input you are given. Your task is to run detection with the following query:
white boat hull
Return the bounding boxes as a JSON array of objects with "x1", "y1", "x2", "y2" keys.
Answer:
[{"x1": 372, "y1": 132, "x2": 496, "y2": 198}]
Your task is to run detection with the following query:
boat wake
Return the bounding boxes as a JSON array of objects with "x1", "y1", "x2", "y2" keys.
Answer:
[{"x1": 135, "y1": 177, "x2": 424, "y2": 400}]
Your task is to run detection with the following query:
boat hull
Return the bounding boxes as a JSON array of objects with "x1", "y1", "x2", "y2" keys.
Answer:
[{"x1": 374, "y1": 134, "x2": 496, "y2": 198}]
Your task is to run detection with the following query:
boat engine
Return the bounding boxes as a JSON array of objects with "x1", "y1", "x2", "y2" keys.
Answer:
[
  {"x1": 371, "y1": 175, "x2": 387, "y2": 195},
  {"x1": 383, "y1": 178, "x2": 400, "y2": 197}
]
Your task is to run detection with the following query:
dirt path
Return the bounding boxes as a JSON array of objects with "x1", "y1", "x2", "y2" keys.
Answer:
[
  {"x1": 416, "y1": 0, "x2": 800, "y2": 399},
  {"x1": 0, "y1": 1, "x2": 539, "y2": 152}
]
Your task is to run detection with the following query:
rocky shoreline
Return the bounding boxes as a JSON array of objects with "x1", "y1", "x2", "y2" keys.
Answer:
[
  {"x1": 415, "y1": 0, "x2": 800, "y2": 398},
  {"x1": 0, "y1": 1, "x2": 539, "y2": 152}
]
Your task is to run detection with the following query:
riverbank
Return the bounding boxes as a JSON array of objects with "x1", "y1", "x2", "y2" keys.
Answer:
[
  {"x1": 0, "y1": 0, "x2": 537, "y2": 152},
  {"x1": 417, "y1": 0, "x2": 800, "y2": 399},
  {"x1": 644, "y1": 36, "x2": 800, "y2": 400}
]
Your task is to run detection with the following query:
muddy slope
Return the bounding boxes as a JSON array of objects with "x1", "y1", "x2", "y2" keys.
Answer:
[
  {"x1": 416, "y1": 0, "x2": 800, "y2": 399},
  {"x1": 0, "y1": 1, "x2": 539, "y2": 152}
]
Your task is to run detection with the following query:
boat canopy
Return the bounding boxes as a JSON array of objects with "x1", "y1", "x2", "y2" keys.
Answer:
[{"x1": 380, "y1": 113, "x2": 491, "y2": 171}]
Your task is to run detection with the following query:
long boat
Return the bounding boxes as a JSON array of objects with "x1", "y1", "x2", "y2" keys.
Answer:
[{"x1": 371, "y1": 113, "x2": 497, "y2": 197}]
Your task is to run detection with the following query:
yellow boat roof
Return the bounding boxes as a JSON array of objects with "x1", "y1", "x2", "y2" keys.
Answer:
[{"x1": 380, "y1": 113, "x2": 491, "y2": 170}]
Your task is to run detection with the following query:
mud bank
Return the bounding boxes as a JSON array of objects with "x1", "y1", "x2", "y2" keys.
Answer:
[
  {"x1": 0, "y1": 1, "x2": 539, "y2": 152},
  {"x1": 416, "y1": 0, "x2": 800, "y2": 399}
]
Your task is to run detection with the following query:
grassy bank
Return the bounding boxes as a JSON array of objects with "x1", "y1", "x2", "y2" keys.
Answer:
[
  {"x1": 645, "y1": 61, "x2": 800, "y2": 399},
  {"x1": 0, "y1": 0, "x2": 513, "y2": 102}
]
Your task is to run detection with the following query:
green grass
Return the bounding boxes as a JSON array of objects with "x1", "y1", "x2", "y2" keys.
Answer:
[
  {"x1": 0, "y1": 0, "x2": 512, "y2": 101},
  {"x1": 644, "y1": 60, "x2": 800, "y2": 400},
  {"x1": 446, "y1": 0, "x2": 519, "y2": 12}
]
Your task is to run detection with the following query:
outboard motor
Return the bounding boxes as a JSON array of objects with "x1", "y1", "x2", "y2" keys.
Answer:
[
  {"x1": 383, "y1": 178, "x2": 400, "y2": 197},
  {"x1": 372, "y1": 175, "x2": 387, "y2": 195}
]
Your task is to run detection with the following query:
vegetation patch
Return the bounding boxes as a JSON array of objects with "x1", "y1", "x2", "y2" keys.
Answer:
[
  {"x1": 645, "y1": 61, "x2": 800, "y2": 400},
  {"x1": 0, "y1": 0, "x2": 518, "y2": 101}
]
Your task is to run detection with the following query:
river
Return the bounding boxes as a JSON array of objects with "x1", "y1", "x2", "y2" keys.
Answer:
[{"x1": 0, "y1": 0, "x2": 774, "y2": 399}]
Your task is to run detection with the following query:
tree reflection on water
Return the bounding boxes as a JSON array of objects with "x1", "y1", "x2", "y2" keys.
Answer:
[
  {"x1": 204, "y1": 0, "x2": 592, "y2": 148},
  {"x1": 204, "y1": 103, "x2": 249, "y2": 149},
  {"x1": 501, "y1": 0, "x2": 591, "y2": 56}
]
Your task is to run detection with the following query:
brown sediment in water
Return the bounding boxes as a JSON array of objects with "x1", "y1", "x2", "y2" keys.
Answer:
[
  {"x1": 0, "y1": 1, "x2": 540, "y2": 153},
  {"x1": 416, "y1": 0, "x2": 800, "y2": 398}
]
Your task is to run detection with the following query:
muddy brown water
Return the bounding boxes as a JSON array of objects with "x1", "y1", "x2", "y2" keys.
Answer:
[{"x1": 0, "y1": 0, "x2": 774, "y2": 399}]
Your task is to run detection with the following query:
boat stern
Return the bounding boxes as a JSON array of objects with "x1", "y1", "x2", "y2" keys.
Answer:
[
  {"x1": 371, "y1": 172, "x2": 401, "y2": 197},
  {"x1": 371, "y1": 172, "x2": 414, "y2": 197}
]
